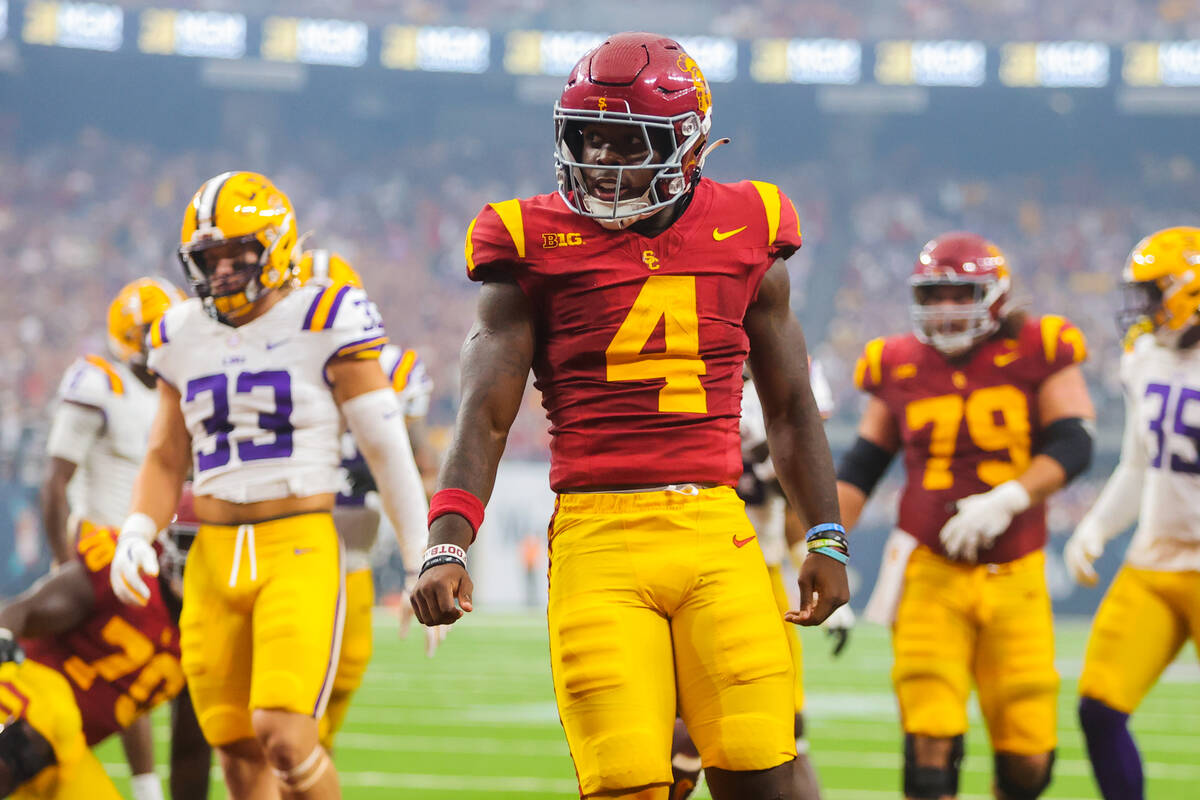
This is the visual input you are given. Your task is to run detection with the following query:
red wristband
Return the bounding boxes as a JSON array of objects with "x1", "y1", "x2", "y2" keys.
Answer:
[{"x1": 427, "y1": 488, "x2": 485, "y2": 543}]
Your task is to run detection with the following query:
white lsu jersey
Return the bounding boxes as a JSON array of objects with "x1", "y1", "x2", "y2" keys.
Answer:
[
  {"x1": 147, "y1": 283, "x2": 388, "y2": 504},
  {"x1": 46, "y1": 355, "x2": 158, "y2": 526},
  {"x1": 1120, "y1": 333, "x2": 1200, "y2": 571}
]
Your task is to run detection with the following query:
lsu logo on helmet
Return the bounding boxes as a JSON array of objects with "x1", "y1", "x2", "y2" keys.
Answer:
[
  {"x1": 177, "y1": 171, "x2": 299, "y2": 322},
  {"x1": 107, "y1": 277, "x2": 186, "y2": 366},
  {"x1": 1119, "y1": 227, "x2": 1200, "y2": 343}
]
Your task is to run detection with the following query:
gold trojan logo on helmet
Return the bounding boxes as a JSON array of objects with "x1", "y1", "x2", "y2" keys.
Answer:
[
  {"x1": 293, "y1": 249, "x2": 363, "y2": 289},
  {"x1": 1119, "y1": 226, "x2": 1200, "y2": 344},
  {"x1": 178, "y1": 171, "x2": 298, "y2": 322},
  {"x1": 107, "y1": 277, "x2": 186, "y2": 366}
]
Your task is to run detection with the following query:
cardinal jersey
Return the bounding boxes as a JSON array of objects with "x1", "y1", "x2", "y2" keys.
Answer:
[
  {"x1": 46, "y1": 355, "x2": 158, "y2": 527},
  {"x1": 855, "y1": 316, "x2": 1086, "y2": 562},
  {"x1": 21, "y1": 526, "x2": 182, "y2": 745},
  {"x1": 1117, "y1": 334, "x2": 1200, "y2": 571},
  {"x1": 147, "y1": 285, "x2": 387, "y2": 503},
  {"x1": 465, "y1": 178, "x2": 802, "y2": 490}
]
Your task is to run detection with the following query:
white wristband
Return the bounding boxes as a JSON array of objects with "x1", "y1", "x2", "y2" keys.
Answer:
[
  {"x1": 423, "y1": 544, "x2": 467, "y2": 562},
  {"x1": 120, "y1": 513, "x2": 159, "y2": 543},
  {"x1": 0, "y1": 628, "x2": 13, "y2": 641}
]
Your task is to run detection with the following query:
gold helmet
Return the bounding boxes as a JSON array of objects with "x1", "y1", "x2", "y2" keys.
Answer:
[
  {"x1": 293, "y1": 249, "x2": 362, "y2": 289},
  {"x1": 178, "y1": 171, "x2": 298, "y2": 322},
  {"x1": 107, "y1": 277, "x2": 186, "y2": 366},
  {"x1": 1119, "y1": 226, "x2": 1200, "y2": 344}
]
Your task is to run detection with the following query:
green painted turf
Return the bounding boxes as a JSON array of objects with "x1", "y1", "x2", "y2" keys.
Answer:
[{"x1": 96, "y1": 612, "x2": 1200, "y2": 799}]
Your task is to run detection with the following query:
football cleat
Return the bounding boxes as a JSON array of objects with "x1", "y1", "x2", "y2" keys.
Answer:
[
  {"x1": 178, "y1": 171, "x2": 298, "y2": 323},
  {"x1": 909, "y1": 232, "x2": 1011, "y2": 356},
  {"x1": 1118, "y1": 226, "x2": 1200, "y2": 345},
  {"x1": 107, "y1": 277, "x2": 186, "y2": 367},
  {"x1": 555, "y1": 32, "x2": 714, "y2": 229}
]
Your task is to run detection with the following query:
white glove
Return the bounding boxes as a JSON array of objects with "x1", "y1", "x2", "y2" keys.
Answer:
[
  {"x1": 822, "y1": 602, "x2": 856, "y2": 657},
  {"x1": 939, "y1": 480, "x2": 1031, "y2": 562},
  {"x1": 399, "y1": 588, "x2": 448, "y2": 657},
  {"x1": 111, "y1": 513, "x2": 161, "y2": 607},
  {"x1": 1065, "y1": 517, "x2": 1108, "y2": 587}
]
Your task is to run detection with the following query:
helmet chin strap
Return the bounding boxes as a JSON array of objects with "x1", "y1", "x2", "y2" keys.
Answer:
[{"x1": 580, "y1": 190, "x2": 655, "y2": 230}]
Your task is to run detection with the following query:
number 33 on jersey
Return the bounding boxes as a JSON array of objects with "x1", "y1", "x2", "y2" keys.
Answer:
[
  {"x1": 147, "y1": 283, "x2": 387, "y2": 503},
  {"x1": 464, "y1": 178, "x2": 802, "y2": 491}
]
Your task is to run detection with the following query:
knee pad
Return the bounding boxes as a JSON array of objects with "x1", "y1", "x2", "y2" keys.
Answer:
[
  {"x1": 994, "y1": 751, "x2": 1055, "y2": 800},
  {"x1": 903, "y1": 734, "x2": 963, "y2": 799},
  {"x1": 0, "y1": 719, "x2": 56, "y2": 788}
]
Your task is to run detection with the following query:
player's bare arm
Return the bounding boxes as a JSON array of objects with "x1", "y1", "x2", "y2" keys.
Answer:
[
  {"x1": 40, "y1": 456, "x2": 80, "y2": 565},
  {"x1": 744, "y1": 259, "x2": 848, "y2": 625},
  {"x1": 129, "y1": 381, "x2": 191, "y2": 532},
  {"x1": 0, "y1": 561, "x2": 96, "y2": 638},
  {"x1": 1018, "y1": 363, "x2": 1095, "y2": 503},
  {"x1": 836, "y1": 396, "x2": 900, "y2": 533},
  {"x1": 411, "y1": 280, "x2": 535, "y2": 626}
]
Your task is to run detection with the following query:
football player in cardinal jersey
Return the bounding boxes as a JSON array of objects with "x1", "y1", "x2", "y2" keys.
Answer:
[
  {"x1": 411, "y1": 32, "x2": 847, "y2": 800},
  {"x1": 40, "y1": 276, "x2": 184, "y2": 800},
  {"x1": 836, "y1": 233, "x2": 1095, "y2": 800},
  {"x1": 1066, "y1": 227, "x2": 1200, "y2": 800},
  {"x1": 109, "y1": 171, "x2": 428, "y2": 799},
  {"x1": 0, "y1": 493, "x2": 207, "y2": 800},
  {"x1": 294, "y1": 249, "x2": 444, "y2": 751}
]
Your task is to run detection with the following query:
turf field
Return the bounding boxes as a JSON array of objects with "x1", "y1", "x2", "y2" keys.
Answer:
[{"x1": 97, "y1": 611, "x2": 1200, "y2": 799}]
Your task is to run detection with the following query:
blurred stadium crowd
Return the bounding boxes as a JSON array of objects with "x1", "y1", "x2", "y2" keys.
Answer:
[{"x1": 94, "y1": 0, "x2": 1200, "y2": 41}]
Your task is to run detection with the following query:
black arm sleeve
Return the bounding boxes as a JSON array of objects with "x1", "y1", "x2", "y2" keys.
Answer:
[
  {"x1": 1034, "y1": 416, "x2": 1094, "y2": 483},
  {"x1": 836, "y1": 436, "x2": 897, "y2": 496}
]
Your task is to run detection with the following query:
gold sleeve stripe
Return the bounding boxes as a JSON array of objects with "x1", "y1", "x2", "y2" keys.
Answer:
[
  {"x1": 84, "y1": 354, "x2": 125, "y2": 396},
  {"x1": 334, "y1": 337, "x2": 388, "y2": 358},
  {"x1": 1040, "y1": 315, "x2": 1066, "y2": 364},
  {"x1": 750, "y1": 181, "x2": 781, "y2": 245},
  {"x1": 391, "y1": 349, "x2": 418, "y2": 393},
  {"x1": 489, "y1": 199, "x2": 526, "y2": 259},
  {"x1": 464, "y1": 216, "x2": 479, "y2": 273},
  {"x1": 306, "y1": 286, "x2": 341, "y2": 331},
  {"x1": 852, "y1": 337, "x2": 886, "y2": 390}
]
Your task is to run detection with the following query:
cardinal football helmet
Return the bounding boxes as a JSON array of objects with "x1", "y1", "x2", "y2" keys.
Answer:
[
  {"x1": 293, "y1": 248, "x2": 363, "y2": 289},
  {"x1": 555, "y1": 32, "x2": 713, "y2": 229},
  {"x1": 910, "y1": 232, "x2": 1011, "y2": 356},
  {"x1": 1119, "y1": 226, "x2": 1200, "y2": 345},
  {"x1": 178, "y1": 171, "x2": 298, "y2": 322},
  {"x1": 107, "y1": 277, "x2": 186, "y2": 366}
]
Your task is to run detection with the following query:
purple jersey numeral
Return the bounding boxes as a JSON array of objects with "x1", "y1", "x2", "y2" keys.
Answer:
[
  {"x1": 186, "y1": 374, "x2": 233, "y2": 472},
  {"x1": 1170, "y1": 387, "x2": 1200, "y2": 474},
  {"x1": 236, "y1": 370, "x2": 295, "y2": 461},
  {"x1": 188, "y1": 371, "x2": 294, "y2": 472}
]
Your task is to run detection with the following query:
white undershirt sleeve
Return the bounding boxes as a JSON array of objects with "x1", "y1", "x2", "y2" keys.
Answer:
[{"x1": 340, "y1": 388, "x2": 428, "y2": 580}]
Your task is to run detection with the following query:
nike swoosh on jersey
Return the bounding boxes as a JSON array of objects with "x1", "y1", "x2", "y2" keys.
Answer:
[
  {"x1": 732, "y1": 534, "x2": 756, "y2": 548},
  {"x1": 993, "y1": 351, "x2": 1020, "y2": 366},
  {"x1": 712, "y1": 225, "x2": 747, "y2": 241},
  {"x1": 266, "y1": 339, "x2": 290, "y2": 350}
]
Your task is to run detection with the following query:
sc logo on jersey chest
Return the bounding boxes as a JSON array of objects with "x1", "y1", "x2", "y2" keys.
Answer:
[{"x1": 542, "y1": 232, "x2": 585, "y2": 249}]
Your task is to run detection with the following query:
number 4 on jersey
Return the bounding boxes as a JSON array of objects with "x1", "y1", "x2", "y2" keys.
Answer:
[{"x1": 605, "y1": 276, "x2": 708, "y2": 414}]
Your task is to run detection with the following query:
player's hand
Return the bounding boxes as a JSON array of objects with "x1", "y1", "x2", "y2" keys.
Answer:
[
  {"x1": 786, "y1": 550, "x2": 849, "y2": 626},
  {"x1": 0, "y1": 628, "x2": 24, "y2": 665},
  {"x1": 1065, "y1": 518, "x2": 1107, "y2": 587},
  {"x1": 411, "y1": 563, "x2": 474, "y2": 626},
  {"x1": 399, "y1": 588, "x2": 450, "y2": 656},
  {"x1": 822, "y1": 603, "x2": 856, "y2": 657},
  {"x1": 939, "y1": 480, "x2": 1030, "y2": 562},
  {"x1": 111, "y1": 534, "x2": 160, "y2": 606}
]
